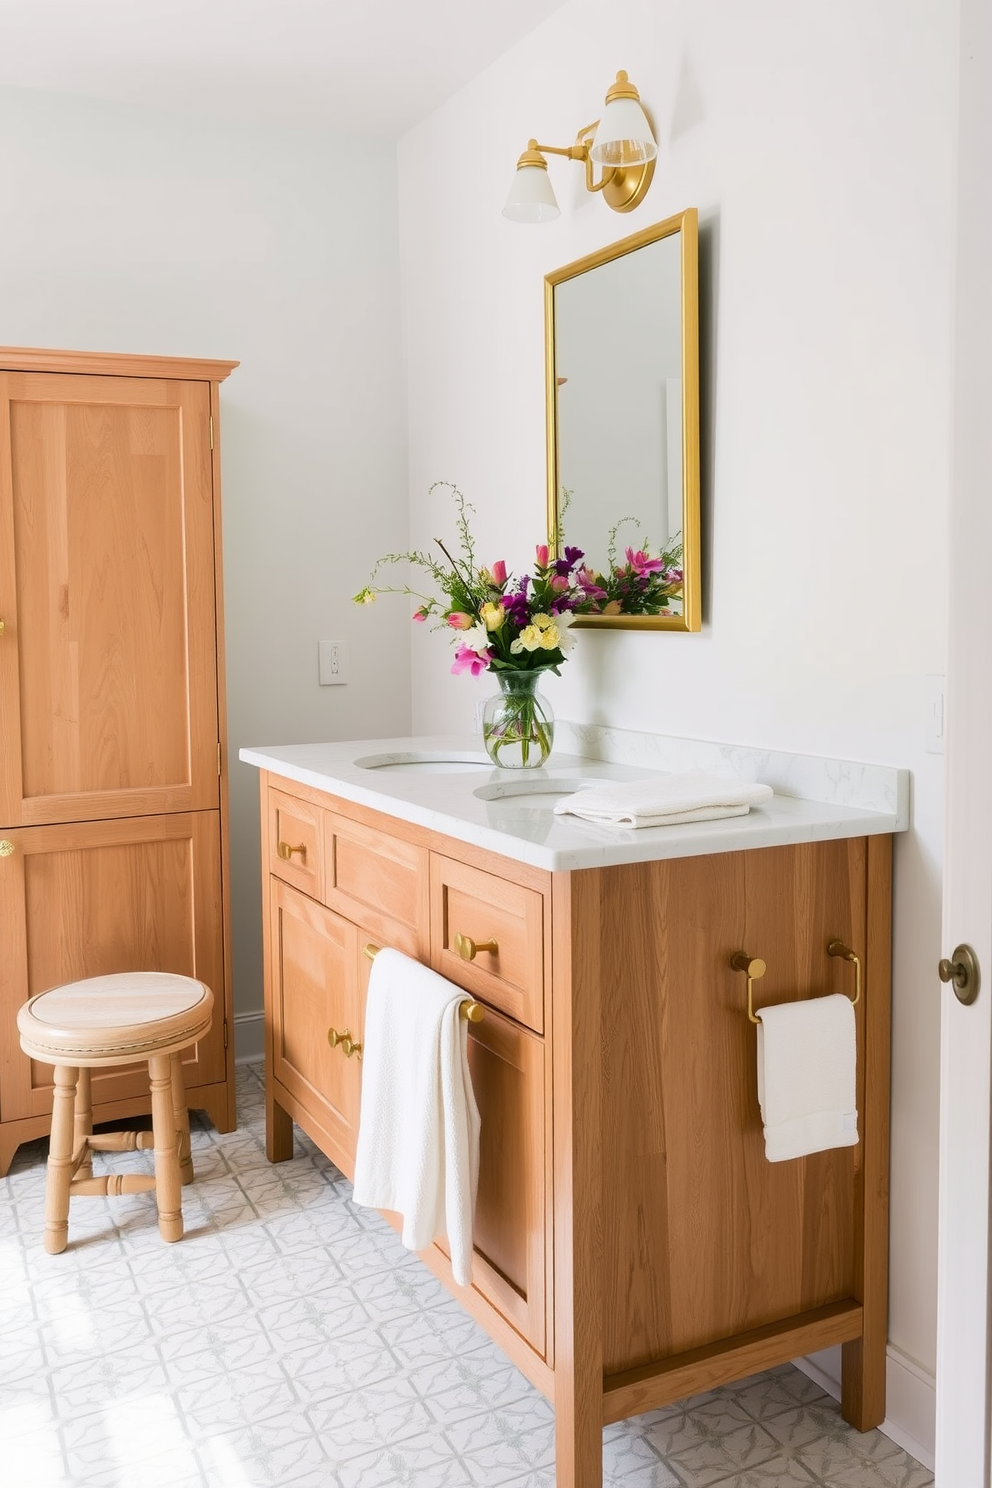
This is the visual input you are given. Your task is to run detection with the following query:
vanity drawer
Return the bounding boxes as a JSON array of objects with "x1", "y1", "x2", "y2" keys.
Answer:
[
  {"x1": 324, "y1": 812, "x2": 429, "y2": 959},
  {"x1": 430, "y1": 855, "x2": 545, "y2": 1033},
  {"x1": 267, "y1": 788, "x2": 323, "y2": 899}
]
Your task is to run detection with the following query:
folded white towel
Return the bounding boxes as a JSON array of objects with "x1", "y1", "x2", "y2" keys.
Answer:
[
  {"x1": 756, "y1": 994, "x2": 859, "y2": 1162},
  {"x1": 352, "y1": 949, "x2": 481, "y2": 1285},
  {"x1": 552, "y1": 771, "x2": 773, "y2": 828}
]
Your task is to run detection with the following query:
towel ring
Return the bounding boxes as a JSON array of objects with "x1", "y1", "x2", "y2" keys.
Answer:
[
  {"x1": 362, "y1": 943, "x2": 485, "y2": 1023},
  {"x1": 731, "y1": 940, "x2": 861, "y2": 1023}
]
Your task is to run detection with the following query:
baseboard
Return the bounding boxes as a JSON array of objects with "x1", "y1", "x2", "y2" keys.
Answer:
[
  {"x1": 793, "y1": 1345, "x2": 935, "y2": 1471},
  {"x1": 233, "y1": 1010, "x2": 265, "y2": 1065}
]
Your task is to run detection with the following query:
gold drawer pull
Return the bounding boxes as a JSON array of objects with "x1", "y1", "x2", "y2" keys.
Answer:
[
  {"x1": 0, "y1": 619, "x2": 5, "y2": 636},
  {"x1": 363, "y1": 943, "x2": 485, "y2": 1023},
  {"x1": 453, "y1": 933, "x2": 498, "y2": 962},
  {"x1": 0, "y1": 840, "x2": 14, "y2": 858},
  {"x1": 328, "y1": 1027, "x2": 363, "y2": 1060},
  {"x1": 277, "y1": 840, "x2": 307, "y2": 862}
]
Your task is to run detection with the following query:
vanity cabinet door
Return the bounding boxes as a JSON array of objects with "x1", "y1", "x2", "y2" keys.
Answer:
[
  {"x1": 324, "y1": 812, "x2": 429, "y2": 960},
  {"x1": 442, "y1": 1005, "x2": 550, "y2": 1359},
  {"x1": 268, "y1": 879, "x2": 364, "y2": 1176}
]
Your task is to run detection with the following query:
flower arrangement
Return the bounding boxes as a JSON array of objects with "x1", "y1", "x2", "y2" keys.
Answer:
[
  {"x1": 352, "y1": 483, "x2": 684, "y2": 765},
  {"x1": 352, "y1": 483, "x2": 595, "y2": 680}
]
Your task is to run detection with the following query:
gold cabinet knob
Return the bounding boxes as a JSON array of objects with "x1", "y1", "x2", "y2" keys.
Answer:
[
  {"x1": 0, "y1": 619, "x2": 5, "y2": 636},
  {"x1": 453, "y1": 933, "x2": 499, "y2": 962},
  {"x1": 277, "y1": 841, "x2": 307, "y2": 862},
  {"x1": 939, "y1": 943, "x2": 980, "y2": 1006},
  {"x1": 328, "y1": 1027, "x2": 363, "y2": 1060},
  {"x1": 0, "y1": 840, "x2": 14, "y2": 858}
]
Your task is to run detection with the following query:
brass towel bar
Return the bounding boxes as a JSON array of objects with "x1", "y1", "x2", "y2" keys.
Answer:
[
  {"x1": 730, "y1": 940, "x2": 861, "y2": 1024},
  {"x1": 362, "y1": 943, "x2": 485, "y2": 1022}
]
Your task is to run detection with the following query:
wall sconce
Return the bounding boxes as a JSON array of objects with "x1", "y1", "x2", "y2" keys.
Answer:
[{"x1": 503, "y1": 70, "x2": 657, "y2": 224}]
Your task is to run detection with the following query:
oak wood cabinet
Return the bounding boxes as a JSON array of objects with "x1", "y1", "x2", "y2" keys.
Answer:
[
  {"x1": 0, "y1": 348, "x2": 239, "y2": 1175},
  {"x1": 256, "y1": 768, "x2": 891, "y2": 1488}
]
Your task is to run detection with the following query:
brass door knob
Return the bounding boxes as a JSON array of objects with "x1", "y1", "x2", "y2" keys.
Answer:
[
  {"x1": 0, "y1": 840, "x2": 14, "y2": 858},
  {"x1": 453, "y1": 933, "x2": 499, "y2": 962},
  {"x1": 938, "y1": 943, "x2": 981, "y2": 1006},
  {"x1": 277, "y1": 841, "x2": 307, "y2": 862},
  {"x1": 328, "y1": 1027, "x2": 363, "y2": 1060}
]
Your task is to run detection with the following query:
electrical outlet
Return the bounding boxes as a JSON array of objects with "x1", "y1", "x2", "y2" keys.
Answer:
[{"x1": 318, "y1": 640, "x2": 348, "y2": 686}]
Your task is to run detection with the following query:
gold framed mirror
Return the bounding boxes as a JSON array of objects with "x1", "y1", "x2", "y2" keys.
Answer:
[{"x1": 545, "y1": 206, "x2": 700, "y2": 630}]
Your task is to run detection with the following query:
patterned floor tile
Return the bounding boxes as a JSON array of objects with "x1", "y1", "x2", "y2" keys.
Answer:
[{"x1": 0, "y1": 1061, "x2": 936, "y2": 1488}]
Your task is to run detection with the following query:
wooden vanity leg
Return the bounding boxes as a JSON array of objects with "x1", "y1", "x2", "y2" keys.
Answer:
[
  {"x1": 266, "y1": 1080, "x2": 294, "y2": 1163},
  {"x1": 841, "y1": 834, "x2": 892, "y2": 1431},
  {"x1": 553, "y1": 874, "x2": 605, "y2": 1488}
]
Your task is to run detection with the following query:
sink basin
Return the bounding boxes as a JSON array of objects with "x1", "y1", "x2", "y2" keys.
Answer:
[
  {"x1": 354, "y1": 750, "x2": 491, "y2": 774},
  {"x1": 474, "y1": 777, "x2": 614, "y2": 808}
]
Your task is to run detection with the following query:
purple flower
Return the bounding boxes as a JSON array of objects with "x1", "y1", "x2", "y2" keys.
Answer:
[{"x1": 625, "y1": 546, "x2": 664, "y2": 576}]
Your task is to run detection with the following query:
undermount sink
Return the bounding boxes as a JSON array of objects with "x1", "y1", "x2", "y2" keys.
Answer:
[
  {"x1": 474, "y1": 777, "x2": 614, "y2": 807},
  {"x1": 353, "y1": 750, "x2": 491, "y2": 774}
]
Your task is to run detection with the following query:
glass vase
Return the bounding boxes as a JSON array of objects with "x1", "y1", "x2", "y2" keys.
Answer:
[{"x1": 482, "y1": 671, "x2": 554, "y2": 769}]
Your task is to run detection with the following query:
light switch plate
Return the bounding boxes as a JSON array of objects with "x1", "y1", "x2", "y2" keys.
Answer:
[{"x1": 319, "y1": 640, "x2": 348, "y2": 685}]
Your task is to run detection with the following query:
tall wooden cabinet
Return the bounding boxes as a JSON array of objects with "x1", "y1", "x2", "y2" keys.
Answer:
[{"x1": 0, "y1": 347, "x2": 239, "y2": 1175}]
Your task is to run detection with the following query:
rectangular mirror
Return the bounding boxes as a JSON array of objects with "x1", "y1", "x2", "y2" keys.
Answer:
[{"x1": 545, "y1": 207, "x2": 700, "y2": 630}]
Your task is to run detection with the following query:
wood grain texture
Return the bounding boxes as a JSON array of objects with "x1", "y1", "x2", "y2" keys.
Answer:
[
  {"x1": 0, "y1": 373, "x2": 220, "y2": 826},
  {"x1": 602, "y1": 1299, "x2": 864, "y2": 1423},
  {"x1": 599, "y1": 841, "x2": 866, "y2": 1376},
  {"x1": 0, "y1": 347, "x2": 239, "y2": 381},
  {"x1": 431, "y1": 853, "x2": 545, "y2": 1032},
  {"x1": 0, "y1": 811, "x2": 225, "y2": 1127},
  {"x1": 268, "y1": 788, "x2": 324, "y2": 901},
  {"x1": 268, "y1": 880, "x2": 364, "y2": 1164},
  {"x1": 552, "y1": 870, "x2": 605, "y2": 1488},
  {"x1": 325, "y1": 810, "x2": 429, "y2": 959}
]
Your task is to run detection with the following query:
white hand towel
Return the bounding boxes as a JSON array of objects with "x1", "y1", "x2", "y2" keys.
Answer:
[
  {"x1": 352, "y1": 948, "x2": 481, "y2": 1286},
  {"x1": 552, "y1": 770, "x2": 773, "y2": 828},
  {"x1": 755, "y1": 994, "x2": 859, "y2": 1162}
]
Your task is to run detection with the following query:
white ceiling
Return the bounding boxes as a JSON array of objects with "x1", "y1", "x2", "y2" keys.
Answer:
[{"x1": 0, "y1": 0, "x2": 567, "y2": 136}]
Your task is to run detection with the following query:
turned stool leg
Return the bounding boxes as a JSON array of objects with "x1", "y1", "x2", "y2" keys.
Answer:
[
  {"x1": 149, "y1": 1054, "x2": 183, "y2": 1242},
  {"x1": 170, "y1": 1052, "x2": 194, "y2": 1186},
  {"x1": 45, "y1": 1065, "x2": 79, "y2": 1254},
  {"x1": 73, "y1": 1067, "x2": 94, "y2": 1178}
]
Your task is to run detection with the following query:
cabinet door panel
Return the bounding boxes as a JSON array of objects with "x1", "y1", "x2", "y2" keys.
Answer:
[
  {"x1": 0, "y1": 811, "x2": 226, "y2": 1122},
  {"x1": 0, "y1": 372, "x2": 219, "y2": 826},
  {"x1": 270, "y1": 881, "x2": 363, "y2": 1166},
  {"x1": 324, "y1": 812, "x2": 428, "y2": 959},
  {"x1": 459, "y1": 1008, "x2": 548, "y2": 1357}
]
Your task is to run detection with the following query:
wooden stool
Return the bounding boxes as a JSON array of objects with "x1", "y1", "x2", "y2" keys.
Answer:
[{"x1": 17, "y1": 972, "x2": 214, "y2": 1254}]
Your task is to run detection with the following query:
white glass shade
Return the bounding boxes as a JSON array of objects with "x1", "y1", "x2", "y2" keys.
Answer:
[
  {"x1": 502, "y1": 164, "x2": 560, "y2": 223},
  {"x1": 589, "y1": 97, "x2": 658, "y2": 166}
]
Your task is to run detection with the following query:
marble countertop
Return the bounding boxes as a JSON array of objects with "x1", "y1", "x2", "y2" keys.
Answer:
[{"x1": 239, "y1": 727, "x2": 910, "y2": 874}]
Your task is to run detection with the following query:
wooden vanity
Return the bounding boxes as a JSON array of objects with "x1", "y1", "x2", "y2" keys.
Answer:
[{"x1": 245, "y1": 737, "x2": 902, "y2": 1488}]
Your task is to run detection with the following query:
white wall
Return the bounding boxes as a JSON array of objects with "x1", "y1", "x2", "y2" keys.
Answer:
[
  {"x1": 397, "y1": 0, "x2": 955, "y2": 1443},
  {"x1": 0, "y1": 83, "x2": 412, "y2": 1037}
]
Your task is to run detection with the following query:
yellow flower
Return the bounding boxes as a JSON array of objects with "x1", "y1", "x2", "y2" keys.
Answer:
[
  {"x1": 532, "y1": 612, "x2": 555, "y2": 631},
  {"x1": 510, "y1": 625, "x2": 542, "y2": 654},
  {"x1": 352, "y1": 587, "x2": 377, "y2": 605},
  {"x1": 538, "y1": 624, "x2": 560, "y2": 650},
  {"x1": 480, "y1": 602, "x2": 505, "y2": 632}
]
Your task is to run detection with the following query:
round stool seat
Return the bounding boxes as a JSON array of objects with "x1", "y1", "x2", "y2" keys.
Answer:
[{"x1": 18, "y1": 972, "x2": 213, "y2": 1067}]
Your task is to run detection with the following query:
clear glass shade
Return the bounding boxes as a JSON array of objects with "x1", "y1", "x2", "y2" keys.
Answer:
[
  {"x1": 589, "y1": 96, "x2": 658, "y2": 166},
  {"x1": 502, "y1": 164, "x2": 560, "y2": 223}
]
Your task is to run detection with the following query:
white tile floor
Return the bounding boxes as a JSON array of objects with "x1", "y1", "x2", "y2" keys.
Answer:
[{"x1": 1, "y1": 1065, "x2": 934, "y2": 1488}]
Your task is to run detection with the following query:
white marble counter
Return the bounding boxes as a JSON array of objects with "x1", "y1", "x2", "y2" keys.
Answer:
[{"x1": 239, "y1": 728, "x2": 909, "y2": 874}]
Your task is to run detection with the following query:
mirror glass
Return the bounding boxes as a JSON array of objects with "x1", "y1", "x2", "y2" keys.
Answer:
[{"x1": 545, "y1": 208, "x2": 700, "y2": 630}]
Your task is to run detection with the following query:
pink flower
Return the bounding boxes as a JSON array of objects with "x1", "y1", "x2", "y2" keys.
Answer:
[
  {"x1": 451, "y1": 643, "x2": 492, "y2": 677},
  {"x1": 550, "y1": 573, "x2": 570, "y2": 592},
  {"x1": 490, "y1": 559, "x2": 507, "y2": 586},
  {"x1": 625, "y1": 546, "x2": 664, "y2": 575},
  {"x1": 446, "y1": 611, "x2": 474, "y2": 630},
  {"x1": 412, "y1": 607, "x2": 428, "y2": 623},
  {"x1": 535, "y1": 544, "x2": 549, "y2": 568}
]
